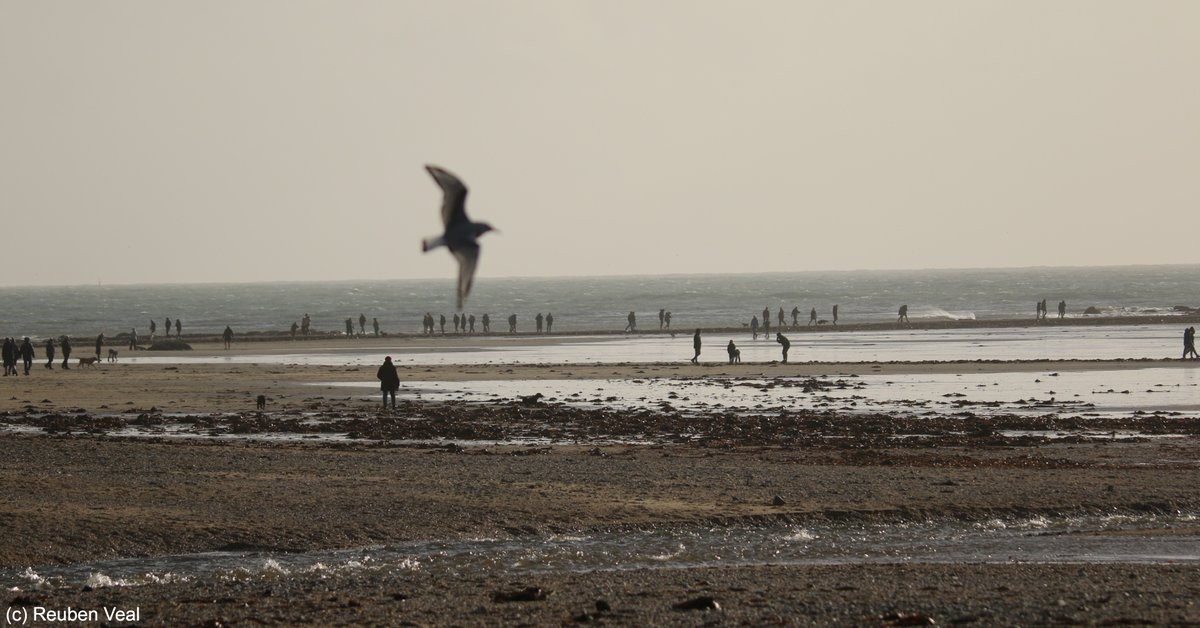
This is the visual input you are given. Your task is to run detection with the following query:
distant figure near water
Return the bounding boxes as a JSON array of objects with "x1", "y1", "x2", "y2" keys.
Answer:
[
  {"x1": 545, "y1": 313, "x2": 553, "y2": 333},
  {"x1": 44, "y1": 338, "x2": 55, "y2": 370},
  {"x1": 535, "y1": 313, "x2": 544, "y2": 333},
  {"x1": 664, "y1": 311, "x2": 672, "y2": 329},
  {"x1": 61, "y1": 336, "x2": 72, "y2": 369},
  {"x1": 223, "y1": 326, "x2": 233, "y2": 349},
  {"x1": 790, "y1": 306, "x2": 800, "y2": 328},
  {"x1": 149, "y1": 319, "x2": 156, "y2": 340},
  {"x1": 1184, "y1": 327, "x2": 1198, "y2": 360},
  {"x1": 761, "y1": 307, "x2": 770, "y2": 337},
  {"x1": 95, "y1": 333, "x2": 104, "y2": 360},
  {"x1": 659, "y1": 309, "x2": 665, "y2": 330},
  {"x1": 376, "y1": 356, "x2": 400, "y2": 411},
  {"x1": 751, "y1": 315, "x2": 759, "y2": 339},
  {"x1": 129, "y1": 328, "x2": 137, "y2": 350},
  {"x1": 373, "y1": 317, "x2": 380, "y2": 336},
  {"x1": 1058, "y1": 301, "x2": 1066, "y2": 319},
  {"x1": 691, "y1": 329, "x2": 702, "y2": 364},
  {"x1": 508, "y1": 314, "x2": 517, "y2": 333},
  {"x1": 777, "y1": 307, "x2": 785, "y2": 329},
  {"x1": 482, "y1": 313, "x2": 491, "y2": 333},
  {"x1": 776, "y1": 333, "x2": 790, "y2": 363},
  {"x1": 359, "y1": 313, "x2": 367, "y2": 335},
  {"x1": 833, "y1": 304, "x2": 839, "y2": 325},
  {"x1": 345, "y1": 318, "x2": 354, "y2": 338},
  {"x1": 175, "y1": 319, "x2": 181, "y2": 337},
  {"x1": 625, "y1": 311, "x2": 636, "y2": 333},
  {"x1": 809, "y1": 307, "x2": 817, "y2": 326},
  {"x1": 898, "y1": 305, "x2": 909, "y2": 323},
  {"x1": 727, "y1": 339, "x2": 740, "y2": 364}
]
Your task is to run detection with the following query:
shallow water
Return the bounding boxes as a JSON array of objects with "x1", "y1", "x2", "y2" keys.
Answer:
[
  {"x1": 116, "y1": 324, "x2": 1193, "y2": 367},
  {"x1": 7, "y1": 513, "x2": 1197, "y2": 590}
]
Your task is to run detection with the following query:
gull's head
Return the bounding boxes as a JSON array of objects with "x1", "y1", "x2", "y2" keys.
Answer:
[{"x1": 473, "y1": 222, "x2": 498, "y2": 238}]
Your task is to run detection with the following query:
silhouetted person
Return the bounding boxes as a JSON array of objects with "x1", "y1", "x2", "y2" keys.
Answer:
[
  {"x1": 898, "y1": 305, "x2": 909, "y2": 323},
  {"x1": 94, "y1": 333, "x2": 104, "y2": 360},
  {"x1": 454, "y1": 313, "x2": 462, "y2": 333},
  {"x1": 791, "y1": 306, "x2": 800, "y2": 328},
  {"x1": 536, "y1": 313, "x2": 544, "y2": 333},
  {"x1": 468, "y1": 314, "x2": 476, "y2": 333},
  {"x1": 761, "y1": 307, "x2": 770, "y2": 336},
  {"x1": 165, "y1": 317, "x2": 171, "y2": 338},
  {"x1": 359, "y1": 313, "x2": 367, "y2": 335},
  {"x1": 659, "y1": 309, "x2": 665, "y2": 330},
  {"x1": 482, "y1": 313, "x2": 491, "y2": 333},
  {"x1": 174, "y1": 319, "x2": 181, "y2": 337},
  {"x1": 129, "y1": 328, "x2": 138, "y2": 350},
  {"x1": 1184, "y1": 327, "x2": 1198, "y2": 360},
  {"x1": 290, "y1": 321, "x2": 299, "y2": 338},
  {"x1": 223, "y1": 326, "x2": 233, "y2": 349},
  {"x1": 301, "y1": 313, "x2": 311, "y2": 335},
  {"x1": 149, "y1": 319, "x2": 156, "y2": 340},
  {"x1": 345, "y1": 317, "x2": 354, "y2": 338},
  {"x1": 373, "y1": 317, "x2": 380, "y2": 336},
  {"x1": 777, "y1": 307, "x2": 785, "y2": 329},
  {"x1": 691, "y1": 329, "x2": 702, "y2": 364},
  {"x1": 376, "y1": 356, "x2": 400, "y2": 411},
  {"x1": 508, "y1": 314, "x2": 517, "y2": 333},
  {"x1": 833, "y1": 304, "x2": 839, "y2": 325},
  {"x1": 625, "y1": 311, "x2": 636, "y2": 332},
  {"x1": 776, "y1": 332, "x2": 790, "y2": 363},
  {"x1": 727, "y1": 339, "x2": 740, "y2": 364},
  {"x1": 1058, "y1": 301, "x2": 1066, "y2": 319},
  {"x1": 19, "y1": 337, "x2": 34, "y2": 375},
  {"x1": 809, "y1": 307, "x2": 817, "y2": 326},
  {"x1": 44, "y1": 338, "x2": 55, "y2": 370},
  {"x1": 439, "y1": 314, "x2": 446, "y2": 334},
  {"x1": 751, "y1": 315, "x2": 759, "y2": 340},
  {"x1": 664, "y1": 311, "x2": 671, "y2": 329},
  {"x1": 2, "y1": 338, "x2": 14, "y2": 376},
  {"x1": 545, "y1": 313, "x2": 553, "y2": 333},
  {"x1": 61, "y1": 336, "x2": 71, "y2": 369}
]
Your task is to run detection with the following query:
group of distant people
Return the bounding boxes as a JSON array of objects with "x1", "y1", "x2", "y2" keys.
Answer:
[
  {"x1": 421, "y1": 312, "x2": 493, "y2": 334},
  {"x1": 1036, "y1": 300, "x2": 1068, "y2": 320},
  {"x1": 2, "y1": 334, "x2": 86, "y2": 373},
  {"x1": 748, "y1": 305, "x2": 839, "y2": 339},
  {"x1": 689, "y1": 330, "x2": 792, "y2": 365},
  {"x1": 342, "y1": 314, "x2": 382, "y2": 338}
]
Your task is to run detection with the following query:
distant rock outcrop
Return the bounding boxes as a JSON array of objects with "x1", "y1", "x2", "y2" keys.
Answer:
[
  {"x1": 1083, "y1": 306, "x2": 1102, "y2": 315},
  {"x1": 146, "y1": 339, "x2": 193, "y2": 351}
]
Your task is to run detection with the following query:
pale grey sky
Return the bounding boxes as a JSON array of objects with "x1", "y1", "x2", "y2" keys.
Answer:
[{"x1": 1, "y1": 1, "x2": 1197, "y2": 287}]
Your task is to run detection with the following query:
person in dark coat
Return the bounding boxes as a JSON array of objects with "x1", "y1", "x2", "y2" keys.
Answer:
[
  {"x1": 95, "y1": 333, "x2": 104, "y2": 360},
  {"x1": 61, "y1": 336, "x2": 72, "y2": 369},
  {"x1": 776, "y1": 333, "x2": 791, "y2": 363},
  {"x1": 691, "y1": 329, "x2": 702, "y2": 364},
  {"x1": 19, "y1": 337, "x2": 35, "y2": 375},
  {"x1": 2, "y1": 338, "x2": 15, "y2": 376},
  {"x1": 376, "y1": 356, "x2": 400, "y2": 411},
  {"x1": 44, "y1": 337, "x2": 55, "y2": 370}
]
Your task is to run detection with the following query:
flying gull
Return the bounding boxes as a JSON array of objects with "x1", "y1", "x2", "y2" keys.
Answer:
[{"x1": 421, "y1": 165, "x2": 497, "y2": 310}]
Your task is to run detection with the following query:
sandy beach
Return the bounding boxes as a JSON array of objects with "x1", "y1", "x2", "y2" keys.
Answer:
[{"x1": 3, "y1": 324, "x2": 1199, "y2": 625}]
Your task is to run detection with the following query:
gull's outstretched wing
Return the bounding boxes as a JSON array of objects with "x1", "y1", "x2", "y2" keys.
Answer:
[
  {"x1": 425, "y1": 165, "x2": 469, "y2": 228},
  {"x1": 452, "y1": 242, "x2": 480, "y2": 310}
]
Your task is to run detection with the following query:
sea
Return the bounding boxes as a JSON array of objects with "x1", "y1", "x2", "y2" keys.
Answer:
[{"x1": 1, "y1": 264, "x2": 1198, "y2": 339}]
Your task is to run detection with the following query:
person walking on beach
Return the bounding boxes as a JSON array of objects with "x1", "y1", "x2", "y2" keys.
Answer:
[
  {"x1": 359, "y1": 313, "x2": 367, "y2": 336},
  {"x1": 625, "y1": 311, "x2": 637, "y2": 333},
  {"x1": 439, "y1": 314, "x2": 446, "y2": 334},
  {"x1": 376, "y1": 356, "x2": 400, "y2": 411},
  {"x1": 345, "y1": 317, "x2": 355, "y2": 338},
  {"x1": 535, "y1": 313, "x2": 544, "y2": 333},
  {"x1": 761, "y1": 307, "x2": 770, "y2": 337},
  {"x1": 664, "y1": 311, "x2": 672, "y2": 329},
  {"x1": 165, "y1": 317, "x2": 172, "y2": 338},
  {"x1": 809, "y1": 307, "x2": 817, "y2": 326},
  {"x1": 2, "y1": 338, "x2": 14, "y2": 376},
  {"x1": 659, "y1": 309, "x2": 665, "y2": 330},
  {"x1": 19, "y1": 337, "x2": 34, "y2": 375},
  {"x1": 776, "y1": 332, "x2": 791, "y2": 363},
  {"x1": 60, "y1": 336, "x2": 71, "y2": 369},
  {"x1": 508, "y1": 314, "x2": 517, "y2": 333},
  {"x1": 290, "y1": 321, "x2": 299, "y2": 339},
  {"x1": 44, "y1": 337, "x2": 55, "y2": 370},
  {"x1": 898, "y1": 305, "x2": 909, "y2": 323},
  {"x1": 453, "y1": 313, "x2": 461, "y2": 333},
  {"x1": 94, "y1": 333, "x2": 104, "y2": 361},
  {"x1": 482, "y1": 313, "x2": 491, "y2": 333},
  {"x1": 149, "y1": 319, "x2": 156, "y2": 340},
  {"x1": 301, "y1": 314, "x2": 311, "y2": 335},
  {"x1": 545, "y1": 313, "x2": 554, "y2": 333},
  {"x1": 223, "y1": 326, "x2": 234, "y2": 349},
  {"x1": 777, "y1": 307, "x2": 785, "y2": 329},
  {"x1": 1058, "y1": 301, "x2": 1066, "y2": 319},
  {"x1": 833, "y1": 304, "x2": 839, "y2": 326},
  {"x1": 727, "y1": 339, "x2": 740, "y2": 364},
  {"x1": 128, "y1": 328, "x2": 138, "y2": 351},
  {"x1": 691, "y1": 329, "x2": 702, "y2": 364},
  {"x1": 1184, "y1": 327, "x2": 1198, "y2": 360},
  {"x1": 174, "y1": 319, "x2": 181, "y2": 337},
  {"x1": 373, "y1": 318, "x2": 380, "y2": 336},
  {"x1": 751, "y1": 315, "x2": 759, "y2": 340},
  {"x1": 468, "y1": 314, "x2": 476, "y2": 333}
]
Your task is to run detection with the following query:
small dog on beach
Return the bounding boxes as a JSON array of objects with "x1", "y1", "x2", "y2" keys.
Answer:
[
  {"x1": 107, "y1": 349, "x2": 118, "y2": 362},
  {"x1": 78, "y1": 357, "x2": 98, "y2": 367},
  {"x1": 256, "y1": 395, "x2": 267, "y2": 410}
]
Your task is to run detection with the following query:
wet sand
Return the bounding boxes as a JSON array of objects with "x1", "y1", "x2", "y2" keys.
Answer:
[{"x1": 2, "y1": 330, "x2": 1199, "y2": 625}]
